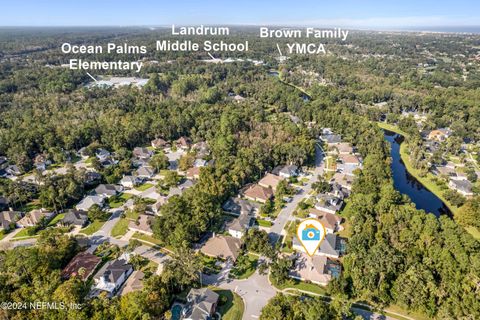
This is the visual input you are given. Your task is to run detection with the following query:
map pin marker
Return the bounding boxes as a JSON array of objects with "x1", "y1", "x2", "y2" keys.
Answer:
[{"x1": 296, "y1": 218, "x2": 326, "y2": 256}]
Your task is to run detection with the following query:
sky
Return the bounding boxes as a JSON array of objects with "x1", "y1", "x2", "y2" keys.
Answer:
[{"x1": 1, "y1": 0, "x2": 480, "y2": 29}]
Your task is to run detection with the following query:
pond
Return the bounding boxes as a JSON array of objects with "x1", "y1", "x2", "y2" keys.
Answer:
[{"x1": 384, "y1": 130, "x2": 451, "y2": 217}]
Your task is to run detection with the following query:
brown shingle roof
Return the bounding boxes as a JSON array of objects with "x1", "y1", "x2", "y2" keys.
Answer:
[
  {"x1": 200, "y1": 235, "x2": 242, "y2": 261},
  {"x1": 243, "y1": 184, "x2": 274, "y2": 202},
  {"x1": 258, "y1": 173, "x2": 283, "y2": 190},
  {"x1": 62, "y1": 251, "x2": 101, "y2": 281}
]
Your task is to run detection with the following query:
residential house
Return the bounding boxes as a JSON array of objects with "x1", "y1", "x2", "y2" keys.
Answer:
[
  {"x1": 182, "y1": 288, "x2": 219, "y2": 320},
  {"x1": 330, "y1": 173, "x2": 354, "y2": 190},
  {"x1": 95, "y1": 148, "x2": 111, "y2": 161},
  {"x1": 84, "y1": 171, "x2": 102, "y2": 185},
  {"x1": 335, "y1": 143, "x2": 353, "y2": 155},
  {"x1": 95, "y1": 184, "x2": 123, "y2": 197},
  {"x1": 120, "y1": 175, "x2": 141, "y2": 188},
  {"x1": 243, "y1": 184, "x2": 274, "y2": 203},
  {"x1": 222, "y1": 197, "x2": 255, "y2": 216},
  {"x1": 226, "y1": 210, "x2": 254, "y2": 239},
  {"x1": 186, "y1": 167, "x2": 201, "y2": 180},
  {"x1": 60, "y1": 210, "x2": 89, "y2": 227},
  {"x1": 33, "y1": 153, "x2": 51, "y2": 171},
  {"x1": 0, "y1": 210, "x2": 22, "y2": 231},
  {"x1": 76, "y1": 195, "x2": 106, "y2": 212},
  {"x1": 449, "y1": 179, "x2": 474, "y2": 197},
  {"x1": 93, "y1": 259, "x2": 133, "y2": 296},
  {"x1": 338, "y1": 154, "x2": 361, "y2": 166},
  {"x1": 176, "y1": 137, "x2": 192, "y2": 150},
  {"x1": 315, "y1": 194, "x2": 343, "y2": 214},
  {"x1": 427, "y1": 128, "x2": 451, "y2": 142},
  {"x1": 119, "y1": 270, "x2": 144, "y2": 296},
  {"x1": 432, "y1": 165, "x2": 457, "y2": 178},
  {"x1": 193, "y1": 159, "x2": 208, "y2": 168},
  {"x1": 62, "y1": 251, "x2": 102, "y2": 281},
  {"x1": 17, "y1": 209, "x2": 55, "y2": 228},
  {"x1": 273, "y1": 165, "x2": 299, "y2": 178},
  {"x1": 289, "y1": 253, "x2": 339, "y2": 285},
  {"x1": 150, "y1": 197, "x2": 167, "y2": 215},
  {"x1": 258, "y1": 173, "x2": 283, "y2": 191},
  {"x1": 133, "y1": 147, "x2": 153, "y2": 160},
  {"x1": 151, "y1": 138, "x2": 170, "y2": 149},
  {"x1": 292, "y1": 234, "x2": 341, "y2": 258},
  {"x1": 140, "y1": 188, "x2": 162, "y2": 201},
  {"x1": 318, "y1": 234, "x2": 341, "y2": 258},
  {"x1": 128, "y1": 214, "x2": 153, "y2": 236},
  {"x1": 77, "y1": 147, "x2": 89, "y2": 159},
  {"x1": 5, "y1": 165, "x2": 21, "y2": 176},
  {"x1": 200, "y1": 235, "x2": 242, "y2": 262},
  {"x1": 136, "y1": 166, "x2": 155, "y2": 179},
  {"x1": 308, "y1": 209, "x2": 342, "y2": 234},
  {"x1": 192, "y1": 141, "x2": 209, "y2": 158},
  {"x1": 233, "y1": 94, "x2": 246, "y2": 102},
  {"x1": 320, "y1": 134, "x2": 342, "y2": 146}
]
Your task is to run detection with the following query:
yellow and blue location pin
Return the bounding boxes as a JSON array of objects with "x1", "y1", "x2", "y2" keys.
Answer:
[{"x1": 296, "y1": 218, "x2": 326, "y2": 256}]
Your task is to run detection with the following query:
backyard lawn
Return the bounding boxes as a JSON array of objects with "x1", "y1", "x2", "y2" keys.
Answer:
[{"x1": 212, "y1": 289, "x2": 244, "y2": 320}]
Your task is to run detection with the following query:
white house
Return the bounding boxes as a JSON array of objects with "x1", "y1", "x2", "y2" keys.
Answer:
[{"x1": 93, "y1": 259, "x2": 133, "y2": 296}]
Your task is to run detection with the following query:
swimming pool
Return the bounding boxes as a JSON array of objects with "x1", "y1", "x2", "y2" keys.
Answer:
[{"x1": 171, "y1": 304, "x2": 183, "y2": 320}]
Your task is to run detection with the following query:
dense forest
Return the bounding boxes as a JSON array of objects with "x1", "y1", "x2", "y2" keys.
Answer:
[{"x1": 0, "y1": 27, "x2": 479, "y2": 319}]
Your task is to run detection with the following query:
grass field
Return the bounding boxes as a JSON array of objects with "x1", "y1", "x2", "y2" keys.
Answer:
[
  {"x1": 213, "y1": 289, "x2": 244, "y2": 320},
  {"x1": 134, "y1": 183, "x2": 154, "y2": 191},
  {"x1": 80, "y1": 220, "x2": 105, "y2": 235},
  {"x1": 111, "y1": 218, "x2": 129, "y2": 238}
]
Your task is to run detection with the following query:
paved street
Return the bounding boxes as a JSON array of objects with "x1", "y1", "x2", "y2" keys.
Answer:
[
  {"x1": 203, "y1": 268, "x2": 276, "y2": 320},
  {"x1": 269, "y1": 142, "x2": 324, "y2": 243}
]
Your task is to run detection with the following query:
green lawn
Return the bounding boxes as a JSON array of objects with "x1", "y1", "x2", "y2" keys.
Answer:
[
  {"x1": 108, "y1": 193, "x2": 133, "y2": 208},
  {"x1": 80, "y1": 220, "x2": 105, "y2": 235},
  {"x1": 230, "y1": 254, "x2": 258, "y2": 279},
  {"x1": 111, "y1": 218, "x2": 129, "y2": 238},
  {"x1": 213, "y1": 289, "x2": 244, "y2": 320},
  {"x1": 125, "y1": 210, "x2": 140, "y2": 220},
  {"x1": 47, "y1": 213, "x2": 64, "y2": 226},
  {"x1": 134, "y1": 183, "x2": 154, "y2": 191},
  {"x1": 0, "y1": 231, "x2": 6, "y2": 240},
  {"x1": 465, "y1": 226, "x2": 480, "y2": 240},
  {"x1": 270, "y1": 274, "x2": 327, "y2": 296},
  {"x1": 377, "y1": 121, "x2": 409, "y2": 137},
  {"x1": 131, "y1": 232, "x2": 162, "y2": 246},
  {"x1": 12, "y1": 228, "x2": 37, "y2": 239},
  {"x1": 257, "y1": 219, "x2": 272, "y2": 228}
]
